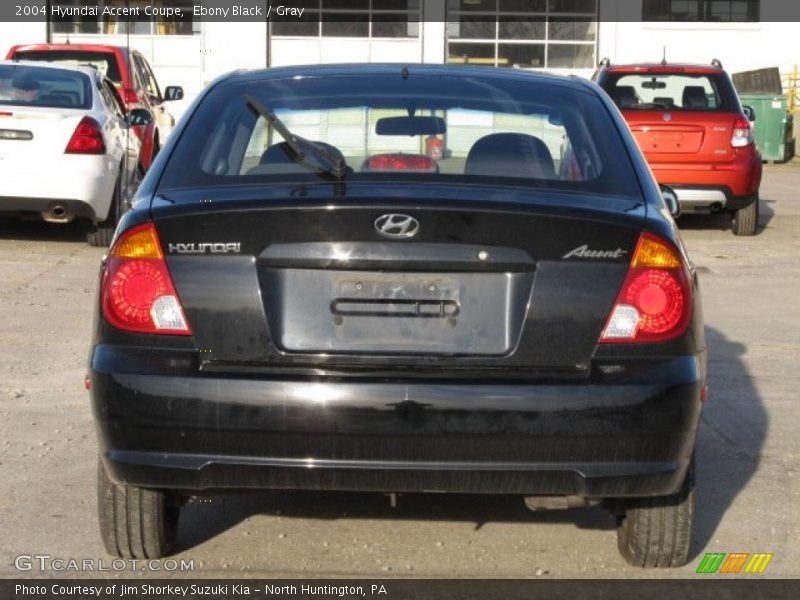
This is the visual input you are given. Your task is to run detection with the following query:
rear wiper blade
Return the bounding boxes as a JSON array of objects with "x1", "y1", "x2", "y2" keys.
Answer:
[{"x1": 244, "y1": 94, "x2": 347, "y2": 181}]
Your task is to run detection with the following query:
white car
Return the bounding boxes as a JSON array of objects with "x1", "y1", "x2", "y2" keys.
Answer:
[{"x1": 0, "y1": 60, "x2": 148, "y2": 246}]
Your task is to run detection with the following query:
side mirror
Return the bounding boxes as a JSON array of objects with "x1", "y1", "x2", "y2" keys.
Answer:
[
  {"x1": 660, "y1": 185, "x2": 680, "y2": 218},
  {"x1": 164, "y1": 86, "x2": 184, "y2": 101},
  {"x1": 126, "y1": 108, "x2": 153, "y2": 127},
  {"x1": 742, "y1": 105, "x2": 756, "y2": 122}
]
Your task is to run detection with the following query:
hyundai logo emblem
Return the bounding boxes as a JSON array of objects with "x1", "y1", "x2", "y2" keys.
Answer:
[
  {"x1": 374, "y1": 214, "x2": 419, "y2": 239},
  {"x1": 663, "y1": 113, "x2": 672, "y2": 122}
]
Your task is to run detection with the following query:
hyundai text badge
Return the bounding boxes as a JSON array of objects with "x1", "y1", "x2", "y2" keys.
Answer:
[{"x1": 374, "y1": 214, "x2": 419, "y2": 239}]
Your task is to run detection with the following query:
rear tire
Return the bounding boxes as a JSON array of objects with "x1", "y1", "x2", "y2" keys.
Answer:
[
  {"x1": 616, "y1": 457, "x2": 695, "y2": 568},
  {"x1": 732, "y1": 196, "x2": 759, "y2": 236},
  {"x1": 97, "y1": 457, "x2": 180, "y2": 559},
  {"x1": 87, "y1": 174, "x2": 123, "y2": 247}
]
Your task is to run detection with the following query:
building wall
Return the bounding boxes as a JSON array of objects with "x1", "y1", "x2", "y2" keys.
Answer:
[
  {"x1": 599, "y1": 22, "x2": 791, "y2": 76},
  {"x1": 599, "y1": 0, "x2": 792, "y2": 75},
  {"x1": 270, "y1": 37, "x2": 424, "y2": 67},
  {"x1": 0, "y1": 22, "x2": 47, "y2": 55}
]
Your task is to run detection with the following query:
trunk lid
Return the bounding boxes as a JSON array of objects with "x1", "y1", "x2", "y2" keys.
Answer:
[
  {"x1": 0, "y1": 107, "x2": 85, "y2": 165},
  {"x1": 152, "y1": 184, "x2": 645, "y2": 375},
  {"x1": 623, "y1": 110, "x2": 740, "y2": 164}
]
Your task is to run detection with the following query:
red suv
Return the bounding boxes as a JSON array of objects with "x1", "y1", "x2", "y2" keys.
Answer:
[
  {"x1": 594, "y1": 60, "x2": 762, "y2": 236},
  {"x1": 6, "y1": 44, "x2": 183, "y2": 172}
]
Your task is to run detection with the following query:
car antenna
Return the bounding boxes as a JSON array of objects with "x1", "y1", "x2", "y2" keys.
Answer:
[{"x1": 661, "y1": 46, "x2": 667, "y2": 65}]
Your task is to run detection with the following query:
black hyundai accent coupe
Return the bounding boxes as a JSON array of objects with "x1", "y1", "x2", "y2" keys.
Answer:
[{"x1": 89, "y1": 64, "x2": 706, "y2": 568}]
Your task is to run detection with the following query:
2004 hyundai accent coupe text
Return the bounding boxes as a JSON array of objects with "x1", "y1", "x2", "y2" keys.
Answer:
[{"x1": 89, "y1": 64, "x2": 706, "y2": 568}]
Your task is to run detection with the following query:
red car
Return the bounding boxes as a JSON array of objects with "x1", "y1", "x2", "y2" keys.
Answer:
[
  {"x1": 594, "y1": 60, "x2": 762, "y2": 236},
  {"x1": 6, "y1": 43, "x2": 183, "y2": 172}
]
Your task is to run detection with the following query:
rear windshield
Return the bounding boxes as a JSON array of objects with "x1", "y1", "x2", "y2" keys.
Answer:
[
  {"x1": 13, "y1": 50, "x2": 122, "y2": 85},
  {"x1": 159, "y1": 72, "x2": 642, "y2": 199},
  {"x1": 601, "y1": 72, "x2": 738, "y2": 112},
  {"x1": 0, "y1": 65, "x2": 92, "y2": 109}
]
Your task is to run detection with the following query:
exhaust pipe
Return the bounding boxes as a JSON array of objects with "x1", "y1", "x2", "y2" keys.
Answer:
[
  {"x1": 41, "y1": 203, "x2": 74, "y2": 223},
  {"x1": 523, "y1": 496, "x2": 599, "y2": 511}
]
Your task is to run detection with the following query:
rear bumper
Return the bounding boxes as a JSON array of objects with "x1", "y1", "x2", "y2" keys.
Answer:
[
  {"x1": 650, "y1": 153, "x2": 762, "y2": 212},
  {"x1": 670, "y1": 186, "x2": 758, "y2": 214},
  {"x1": 0, "y1": 155, "x2": 116, "y2": 222},
  {"x1": 91, "y1": 345, "x2": 704, "y2": 498},
  {"x1": 0, "y1": 196, "x2": 97, "y2": 221}
]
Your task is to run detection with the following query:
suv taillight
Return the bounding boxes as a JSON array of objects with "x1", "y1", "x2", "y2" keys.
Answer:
[
  {"x1": 731, "y1": 117, "x2": 754, "y2": 148},
  {"x1": 101, "y1": 223, "x2": 192, "y2": 335},
  {"x1": 65, "y1": 117, "x2": 105, "y2": 154},
  {"x1": 600, "y1": 232, "x2": 692, "y2": 344}
]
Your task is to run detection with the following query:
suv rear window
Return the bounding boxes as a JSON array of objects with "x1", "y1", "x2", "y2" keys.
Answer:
[
  {"x1": 13, "y1": 50, "x2": 122, "y2": 85},
  {"x1": 600, "y1": 72, "x2": 738, "y2": 112},
  {"x1": 159, "y1": 73, "x2": 642, "y2": 199}
]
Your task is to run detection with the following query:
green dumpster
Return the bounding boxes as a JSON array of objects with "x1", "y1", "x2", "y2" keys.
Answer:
[{"x1": 738, "y1": 94, "x2": 794, "y2": 162}]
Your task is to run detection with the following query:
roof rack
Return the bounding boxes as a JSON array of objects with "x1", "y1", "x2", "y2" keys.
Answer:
[
  {"x1": 711, "y1": 58, "x2": 723, "y2": 68},
  {"x1": 598, "y1": 57, "x2": 611, "y2": 68}
]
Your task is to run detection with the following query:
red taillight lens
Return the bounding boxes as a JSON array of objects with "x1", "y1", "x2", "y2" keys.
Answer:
[
  {"x1": 101, "y1": 223, "x2": 192, "y2": 335},
  {"x1": 65, "y1": 116, "x2": 105, "y2": 154},
  {"x1": 621, "y1": 270, "x2": 685, "y2": 333},
  {"x1": 367, "y1": 154, "x2": 436, "y2": 172},
  {"x1": 600, "y1": 233, "x2": 692, "y2": 343},
  {"x1": 731, "y1": 117, "x2": 754, "y2": 148}
]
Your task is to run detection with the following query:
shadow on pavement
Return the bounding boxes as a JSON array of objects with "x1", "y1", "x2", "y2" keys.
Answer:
[
  {"x1": 176, "y1": 491, "x2": 615, "y2": 554},
  {"x1": 690, "y1": 326, "x2": 767, "y2": 560},
  {"x1": 677, "y1": 196, "x2": 775, "y2": 235},
  {"x1": 0, "y1": 218, "x2": 88, "y2": 243}
]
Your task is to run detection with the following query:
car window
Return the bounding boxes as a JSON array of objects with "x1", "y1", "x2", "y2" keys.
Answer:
[
  {"x1": 128, "y1": 55, "x2": 145, "y2": 92},
  {"x1": 159, "y1": 74, "x2": 641, "y2": 199},
  {"x1": 133, "y1": 53, "x2": 159, "y2": 100},
  {"x1": 100, "y1": 79, "x2": 126, "y2": 118},
  {"x1": 0, "y1": 65, "x2": 92, "y2": 109},
  {"x1": 140, "y1": 56, "x2": 162, "y2": 100},
  {"x1": 602, "y1": 72, "x2": 736, "y2": 111},
  {"x1": 12, "y1": 50, "x2": 122, "y2": 85}
]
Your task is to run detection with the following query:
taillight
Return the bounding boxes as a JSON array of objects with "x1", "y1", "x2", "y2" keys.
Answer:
[
  {"x1": 65, "y1": 116, "x2": 105, "y2": 155},
  {"x1": 120, "y1": 87, "x2": 141, "y2": 108},
  {"x1": 600, "y1": 232, "x2": 692, "y2": 343},
  {"x1": 731, "y1": 117, "x2": 754, "y2": 148},
  {"x1": 367, "y1": 154, "x2": 437, "y2": 172},
  {"x1": 101, "y1": 223, "x2": 192, "y2": 335}
]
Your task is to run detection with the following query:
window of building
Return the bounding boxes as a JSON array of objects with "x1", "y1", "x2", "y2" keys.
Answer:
[
  {"x1": 446, "y1": 0, "x2": 597, "y2": 69},
  {"x1": 642, "y1": 0, "x2": 760, "y2": 22},
  {"x1": 52, "y1": 0, "x2": 195, "y2": 35},
  {"x1": 271, "y1": 0, "x2": 421, "y2": 38}
]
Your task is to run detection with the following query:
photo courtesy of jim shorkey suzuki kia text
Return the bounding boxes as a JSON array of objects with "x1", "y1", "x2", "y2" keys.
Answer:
[
  {"x1": 44, "y1": 3, "x2": 305, "y2": 19},
  {"x1": 15, "y1": 583, "x2": 386, "y2": 596}
]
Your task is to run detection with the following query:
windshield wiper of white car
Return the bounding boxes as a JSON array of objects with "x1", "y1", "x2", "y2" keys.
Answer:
[{"x1": 244, "y1": 94, "x2": 347, "y2": 182}]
